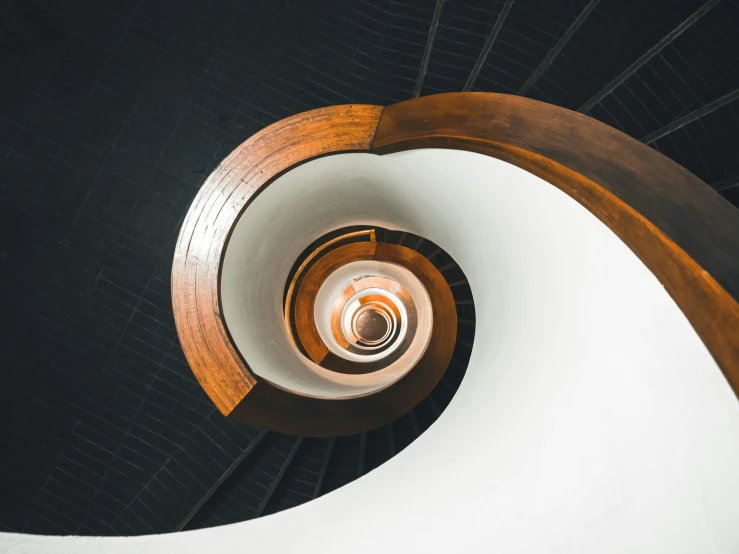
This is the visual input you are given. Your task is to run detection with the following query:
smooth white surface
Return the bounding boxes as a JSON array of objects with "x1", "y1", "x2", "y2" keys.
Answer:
[{"x1": 5, "y1": 150, "x2": 739, "y2": 553}]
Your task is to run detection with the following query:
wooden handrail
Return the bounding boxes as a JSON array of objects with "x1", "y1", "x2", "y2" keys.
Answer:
[{"x1": 172, "y1": 105, "x2": 383, "y2": 418}]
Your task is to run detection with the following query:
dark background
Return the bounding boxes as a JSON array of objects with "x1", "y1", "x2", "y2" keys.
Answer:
[{"x1": 0, "y1": 0, "x2": 737, "y2": 536}]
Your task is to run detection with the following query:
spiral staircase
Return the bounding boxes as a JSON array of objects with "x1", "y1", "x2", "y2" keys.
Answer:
[
  {"x1": 3, "y1": 92, "x2": 739, "y2": 553},
  {"x1": 2, "y1": 0, "x2": 739, "y2": 551},
  {"x1": 182, "y1": 226, "x2": 473, "y2": 530}
]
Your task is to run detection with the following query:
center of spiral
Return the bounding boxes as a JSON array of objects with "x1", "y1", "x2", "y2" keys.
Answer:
[{"x1": 352, "y1": 305, "x2": 391, "y2": 344}]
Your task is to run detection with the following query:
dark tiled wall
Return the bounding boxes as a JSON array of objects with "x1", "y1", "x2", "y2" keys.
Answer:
[{"x1": 0, "y1": 0, "x2": 433, "y2": 535}]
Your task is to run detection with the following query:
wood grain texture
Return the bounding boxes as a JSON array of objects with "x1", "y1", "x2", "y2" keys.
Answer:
[
  {"x1": 172, "y1": 105, "x2": 383, "y2": 415},
  {"x1": 373, "y1": 92, "x2": 739, "y2": 397}
]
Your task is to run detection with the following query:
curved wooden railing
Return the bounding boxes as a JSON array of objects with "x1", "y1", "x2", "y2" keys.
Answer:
[
  {"x1": 172, "y1": 106, "x2": 383, "y2": 434},
  {"x1": 172, "y1": 93, "x2": 739, "y2": 437}
]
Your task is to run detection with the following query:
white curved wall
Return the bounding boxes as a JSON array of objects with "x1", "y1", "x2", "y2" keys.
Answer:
[{"x1": 5, "y1": 150, "x2": 739, "y2": 553}]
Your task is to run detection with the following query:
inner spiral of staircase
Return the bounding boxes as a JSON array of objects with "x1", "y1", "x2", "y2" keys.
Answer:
[{"x1": 183, "y1": 226, "x2": 474, "y2": 530}]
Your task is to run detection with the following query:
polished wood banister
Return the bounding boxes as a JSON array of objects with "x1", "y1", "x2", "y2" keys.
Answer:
[{"x1": 172, "y1": 105, "x2": 384, "y2": 416}]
